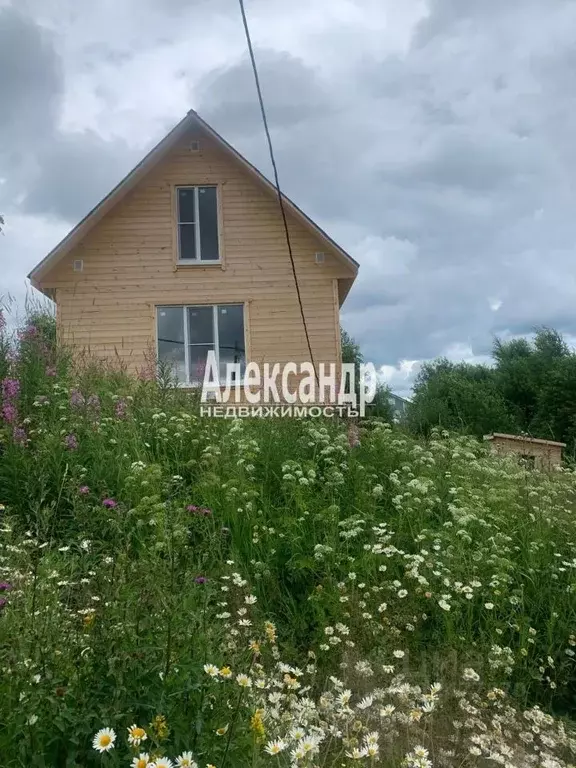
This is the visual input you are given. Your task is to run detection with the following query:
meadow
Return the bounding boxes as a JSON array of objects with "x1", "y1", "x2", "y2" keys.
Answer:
[{"x1": 1, "y1": 312, "x2": 576, "y2": 767}]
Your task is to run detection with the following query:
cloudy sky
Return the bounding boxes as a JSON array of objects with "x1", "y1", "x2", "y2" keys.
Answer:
[{"x1": 2, "y1": 0, "x2": 576, "y2": 395}]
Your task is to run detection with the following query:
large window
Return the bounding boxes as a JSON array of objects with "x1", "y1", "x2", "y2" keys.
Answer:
[
  {"x1": 176, "y1": 186, "x2": 220, "y2": 262},
  {"x1": 156, "y1": 304, "x2": 245, "y2": 385}
]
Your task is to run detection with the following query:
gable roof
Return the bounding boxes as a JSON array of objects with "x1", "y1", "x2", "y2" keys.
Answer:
[{"x1": 28, "y1": 109, "x2": 359, "y2": 288}]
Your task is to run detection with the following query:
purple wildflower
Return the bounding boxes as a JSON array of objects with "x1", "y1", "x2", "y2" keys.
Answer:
[
  {"x1": 87, "y1": 394, "x2": 101, "y2": 415},
  {"x1": 69, "y1": 389, "x2": 85, "y2": 408},
  {"x1": 64, "y1": 434, "x2": 78, "y2": 451},
  {"x1": 18, "y1": 324, "x2": 37, "y2": 341},
  {"x1": 347, "y1": 422, "x2": 361, "y2": 449},
  {"x1": 13, "y1": 427, "x2": 27, "y2": 445},
  {"x1": 78, "y1": 485, "x2": 90, "y2": 495},
  {"x1": 186, "y1": 504, "x2": 212, "y2": 517},
  {"x1": 194, "y1": 576, "x2": 207, "y2": 584},
  {"x1": 102, "y1": 498, "x2": 118, "y2": 509},
  {"x1": 1, "y1": 378, "x2": 20, "y2": 400},
  {"x1": 114, "y1": 398, "x2": 128, "y2": 419},
  {"x1": 0, "y1": 582, "x2": 12, "y2": 592},
  {"x1": 1, "y1": 402, "x2": 18, "y2": 424}
]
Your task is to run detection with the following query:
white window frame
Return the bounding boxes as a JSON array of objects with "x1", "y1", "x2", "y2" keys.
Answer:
[
  {"x1": 176, "y1": 185, "x2": 220, "y2": 264},
  {"x1": 156, "y1": 304, "x2": 245, "y2": 387}
]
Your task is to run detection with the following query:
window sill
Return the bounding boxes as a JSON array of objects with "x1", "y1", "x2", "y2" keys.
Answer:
[{"x1": 175, "y1": 260, "x2": 223, "y2": 269}]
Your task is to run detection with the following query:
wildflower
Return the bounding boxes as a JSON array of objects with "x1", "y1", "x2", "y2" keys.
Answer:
[
  {"x1": 393, "y1": 650, "x2": 405, "y2": 658},
  {"x1": 2, "y1": 378, "x2": 20, "y2": 400},
  {"x1": 463, "y1": 667, "x2": 480, "y2": 682},
  {"x1": 245, "y1": 595, "x2": 257, "y2": 604},
  {"x1": 115, "y1": 398, "x2": 128, "y2": 419},
  {"x1": 236, "y1": 673, "x2": 252, "y2": 687},
  {"x1": 13, "y1": 426, "x2": 27, "y2": 444},
  {"x1": 87, "y1": 394, "x2": 100, "y2": 411},
  {"x1": 219, "y1": 666, "x2": 232, "y2": 678},
  {"x1": 78, "y1": 486, "x2": 90, "y2": 495},
  {"x1": 132, "y1": 754, "x2": 153, "y2": 768},
  {"x1": 69, "y1": 389, "x2": 85, "y2": 408},
  {"x1": 484, "y1": 602, "x2": 494, "y2": 610},
  {"x1": 337, "y1": 690, "x2": 352, "y2": 707},
  {"x1": 2, "y1": 402, "x2": 18, "y2": 424},
  {"x1": 264, "y1": 622, "x2": 277, "y2": 643},
  {"x1": 203, "y1": 664, "x2": 219, "y2": 677},
  {"x1": 127, "y1": 725, "x2": 147, "y2": 746},
  {"x1": 102, "y1": 498, "x2": 118, "y2": 509},
  {"x1": 346, "y1": 747, "x2": 368, "y2": 759},
  {"x1": 27, "y1": 715, "x2": 38, "y2": 726},
  {"x1": 194, "y1": 576, "x2": 207, "y2": 585},
  {"x1": 154, "y1": 758, "x2": 174, "y2": 768},
  {"x1": 92, "y1": 727, "x2": 116, "y2": 753},
  {"x1": 149, "y1": 715, "x2": 169, "y2": 741},
  {"x1": 380, "y1": 704, "x2": 395, "y2": 717},
  {"x1": 216, "y1": 725, "x2": 229, "y2": 736},
  {"x1": 265, "y1": 740, "x2": 287, "y2": 755},
  {"x1": 438, "y1": 599, "x2": 451, "y2": 611},
  {"x1": 64, "y1": 434, "x2": 78, "y2": 450},
  {"x1": 398, "y1": 589, "x2": 408, "y2": 598},
  {"x1": 250, "y1": 708, "x2": 266, "y2": 740},
  {"x1": 0, "y1": 582, "x2": 12, "y2": 591},
  {"x1": 357, "y1": 695, "x2": 374, "y2": 710},
  {"x1": 176, "y1": 753, "x2": 198, "y2": 768}
]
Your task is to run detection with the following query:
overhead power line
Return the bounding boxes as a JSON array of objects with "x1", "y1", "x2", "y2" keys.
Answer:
[{"x1": 238, "y1": 0, "x2": 318, "y2": 382}]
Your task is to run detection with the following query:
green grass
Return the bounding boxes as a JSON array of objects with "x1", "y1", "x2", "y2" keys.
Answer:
[{"x1": 1, "y1": 311, "x2": 576, "y2": 767}]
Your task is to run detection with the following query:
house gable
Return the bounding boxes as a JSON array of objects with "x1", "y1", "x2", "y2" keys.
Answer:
[
  {"x1": 37, "y1": 120, "x2": 354, "y2": 372},
  {"x1": 29, "y1": 110, "x2": 358, "y2": 292}
]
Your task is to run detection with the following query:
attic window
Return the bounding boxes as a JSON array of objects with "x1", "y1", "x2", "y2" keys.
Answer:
[{"x1": 176, "y1": 186, "x2": 220, "y2": 263}]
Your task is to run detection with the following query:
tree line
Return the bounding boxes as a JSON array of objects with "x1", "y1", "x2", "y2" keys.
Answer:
[{"x1": 408, "y1": 328, "x2": 576, "y2": 452}]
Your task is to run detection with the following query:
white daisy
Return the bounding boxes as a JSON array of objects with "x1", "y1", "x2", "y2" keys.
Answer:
[
  {"x1": 203, "y1": 664, "x2": 219, "y2": 677},
  {"x1": 176, "y1": 752, "x2": 198, "y2": 768},
  {"x1": 264, "y1": 740, "x2": 287, "y2": 755},
  {"x1": 127, "y1": 724, "x2": 147, "y2": 746},
  {"x1": 92, "y1": 727, "x2": 116, "y2": 753},
  {"x1": 154, "y1": 758, "x2": 174, "y2": 768},
  {"x1": 132, "y1": 754, "x2": 152, "y2": 768}
]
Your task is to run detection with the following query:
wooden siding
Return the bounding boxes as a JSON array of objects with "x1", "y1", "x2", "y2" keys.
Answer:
[{"x1": 40, "y1": 128, "x2": 352, "y2": 376}]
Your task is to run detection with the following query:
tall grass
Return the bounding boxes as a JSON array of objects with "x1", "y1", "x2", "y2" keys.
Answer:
[{"x1": 1, "y1": 309, "x2": 576, "y2": 767}]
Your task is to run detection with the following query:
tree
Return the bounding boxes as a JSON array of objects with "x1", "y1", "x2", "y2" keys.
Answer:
[
  {"x1": 340, "y1": 327, "x2": 393, "y2": 421},
  {"x1": 341, "y1": 328, "x2": 363, "y2": 367},
  {"x1": 409, "y1": 327, "x2": 576, "y2": 446},
  {"x1": 409, "y1": 359, "x2": 519, "y2": 438}
]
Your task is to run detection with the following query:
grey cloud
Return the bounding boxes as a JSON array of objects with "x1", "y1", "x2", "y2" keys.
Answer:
[
  {"x1": 23, "y1": 132, "x2": 134, "y2": 221},
  {"x1": 0, "y1": 8, "x2": 61, "y2": 146},
  {"x1": 5, "y1": 0, "x2": 576, "y2": 387},
  {"x1": 197, "y1": 50, "x2": 334, "y2": 137},
  {"x1": 0, "y1": 7, "x2": 136, "y2": 224}
]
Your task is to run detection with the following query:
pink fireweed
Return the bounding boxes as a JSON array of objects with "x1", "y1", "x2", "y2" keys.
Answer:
[
  {"x1": 64, "y1": 434, "x2": 79, "y2": 451},
  {"x1": 12, "y1": 427, "x2": 27, "y2": 445},
  {"x1": 102, "y1": 498, "x2": 118, "y2": 509},
  {"x1": 1, "y1": 378, "x2": 20, "y2": 401},
  {"x1": 186, "y1": 505, "x2": 212, "y2": 517},
  {"x1": 1, "y1": 402, "x2": 17, "y2": 424}
]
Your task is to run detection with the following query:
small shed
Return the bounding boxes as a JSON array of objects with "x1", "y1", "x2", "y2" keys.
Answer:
[{"x1": 483, "y1": 433, "x2": 566, "y2": 471}]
